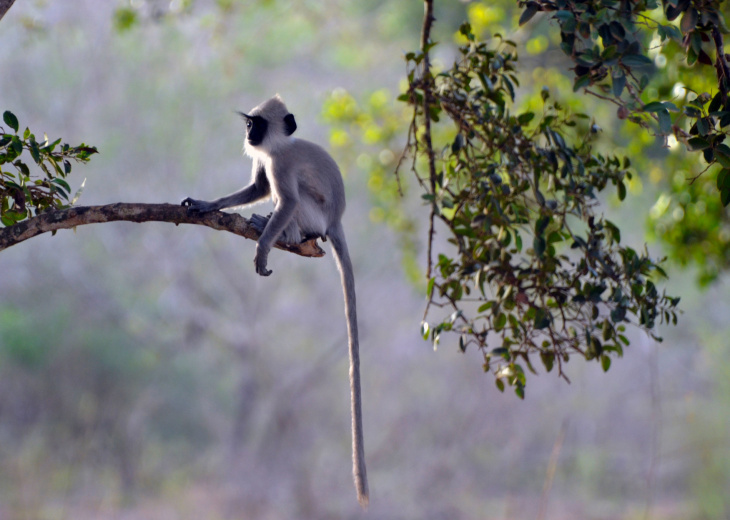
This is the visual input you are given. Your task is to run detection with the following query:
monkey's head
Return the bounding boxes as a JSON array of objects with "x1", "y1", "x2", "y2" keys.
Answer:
[{"x1": 239, "y1": 95, "x2": 297, "y2": 154}]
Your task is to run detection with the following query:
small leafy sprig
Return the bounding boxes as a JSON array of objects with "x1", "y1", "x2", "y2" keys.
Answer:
[{"x1": 0, "y1": 110, "x2": 97, "y2": 226}]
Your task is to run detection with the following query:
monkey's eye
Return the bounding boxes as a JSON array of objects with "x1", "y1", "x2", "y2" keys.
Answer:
[{"x1": 246, "y1": 119, "x2": 253, "y2": 129}]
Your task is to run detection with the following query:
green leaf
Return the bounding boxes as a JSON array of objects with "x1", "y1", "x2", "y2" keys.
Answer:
[
  {"x1": 11, "y1": 136, "x2": 22, "y2": 155},
  {"x1": 684, "y1": 105, "x2": 702, "y2": 118},
  {"x1": 426, "y1": 276, "x2": 435, "y2": 297},
  {"x1": 687, "y1": 137, "x2": 711, "y2": 151},
  {"x1": 478, "y1": 301, "x2": 493, "y2": 313},
  {"x1": 534, "y1": 308, "x2": 551, "y2": 329},
  {"x1": 621, "y1": 54, "x2": 654, "y2": 68},
  {"x1": 519, "y1": 2, "x2": 540, "y2": 26},
  {"x1": 722, "y1": 186, "x2": 730, "y2": 207},
  {"x1": 601, "y1": 355, "x2": 612, "y2": 372},
  {"x1": 518, "y1": 112, "x2": 535, "y2": 125},
  {"x1": 657, "y1": 109, "x2": 672, "y2": 134},
  {"x1": 495, "y1": 313, "x2": 507, "y2": 331},
  {"x1": 540, "y1": 352, "x2": 554, "y2": 372},
  {"x1": 29, "y1": 141, "x2": 40, "y2": 164},
  {"x1": 696, "y1": 117, "x2": 710, "y2": 136},
  {"x1": 573, "y1": 74, "x2": 591, "y2": 92},
  {"x1": 681, "y1": 8, "x2": 698, "y2": 33},
  {"x1": 605, "y1": 220, "x2": 621, "y2": 243},
  {"x1": 533, "y1": 236, "x2": 547, "y2": 257},
  {"x1": 113, "y1": 7, "x2": 139, "y2": 32},
  {"x1": 717, "y1": 168, "x2": 730, "y2": 190},
  {"x1": 612, "y1": 73, "x2": 626, "y2": 97},
  {"x1": 3, "y1": 111, "x2": 19, "y2": 133},
  {"x1": 514, "y1": 384, "x2": 525, "y2": 399},
  {"x1": 643, "y1": 101, "x2": 666, "y2": 112}
]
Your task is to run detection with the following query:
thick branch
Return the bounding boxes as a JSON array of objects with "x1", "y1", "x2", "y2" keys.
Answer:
[
  {"x1": 0, "y1": 203, "x2": 326, "y2": 257},
  {"x1": 0, "y1": 0, "x2": 17, "y2": 22}
]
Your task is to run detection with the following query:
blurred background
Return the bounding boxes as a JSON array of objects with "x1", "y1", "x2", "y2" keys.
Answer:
[{"x1": 0, "y1": 1, "x2": 728, "y2": 519}]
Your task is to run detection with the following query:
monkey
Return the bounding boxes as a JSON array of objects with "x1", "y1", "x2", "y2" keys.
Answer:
[{"x1": 181, "y1": 95, "x2": 368, "y2": 508}]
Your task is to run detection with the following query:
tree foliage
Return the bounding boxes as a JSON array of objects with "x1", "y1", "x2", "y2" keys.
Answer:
[
  {"x1": 0, "y1": 110, "x2": 97, "y2": 226},
  {"x1": 516, "y1": 0, "x2": 730, "y2": 283},
  {"x1": 320, "y1": 0, "x2": 730, "y2": 395},
  {"x1": 401, "y1": 20, "x2": 679, "y2": 396},
  {"x1": 521, "y1": 0, "x2": 730, "y2": 203}
]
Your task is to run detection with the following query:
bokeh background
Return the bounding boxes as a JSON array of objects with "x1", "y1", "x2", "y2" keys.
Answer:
[{"x1": 0, "y1": 1, "x2": 728, "y2": 519}]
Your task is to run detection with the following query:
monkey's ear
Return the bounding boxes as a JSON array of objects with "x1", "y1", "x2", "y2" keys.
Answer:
[{"x1": 284, "y1": 113, "x2": 297, "y2": 136}]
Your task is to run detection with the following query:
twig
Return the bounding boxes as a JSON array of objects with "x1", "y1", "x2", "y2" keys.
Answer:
[{"x1": 537, "y1": 420, "x2": 568, "y2": 520}]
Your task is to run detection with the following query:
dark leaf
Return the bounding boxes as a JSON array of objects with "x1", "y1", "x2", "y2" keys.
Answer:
[
  {"x1": 687, "y1": 136, "x2": 711, "y2": 150},
  {"x1": 722, "y1": 186, "x2": 730, "y2": 206},
  {"x1": 657, "y1": 109, "x2": 672, "y2": 134},
  {"x1": 643, "y1": 101, "x2": 666, "y2": 112},
  {"x1": 3, "y1": 111, "x2": 18, "y2": 133},
  {"x1": 717, "y1": 168, "x2": 730, "y2": 190},
  {"x1": 519, "y1": 2, "x2": 541, "y2": 26},
  {"x1": 697, "y1": 50, "x2": 713, "y2": 66},
  {"x1": 621, "y1": 54, "x2": 654, "y2": 68},
  {"x1": 612, "y1": 73, "x2": 626, "y2": 97},
  {"x1": 680, "y1": 8, "x2": 698, "y2": 33}
]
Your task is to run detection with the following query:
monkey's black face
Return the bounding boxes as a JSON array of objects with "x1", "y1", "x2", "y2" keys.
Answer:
[{"x1": 245, "y1": 115, "x2": 268, "y2": 146}]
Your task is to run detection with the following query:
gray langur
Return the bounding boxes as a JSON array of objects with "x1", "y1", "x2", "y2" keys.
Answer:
[{"x1": 181, "y1": 95, "x2": 368, "y2": 508}]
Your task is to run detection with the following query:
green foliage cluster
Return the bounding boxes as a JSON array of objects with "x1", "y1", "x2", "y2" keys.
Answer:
[
  {"x1": 648, "y1": 166, "x2": 730, "y2": 284},
  {"x1": 0, "y1": 111, "x2": 96, "y2": 226},
  {"x1": 402, "y1": 23, "x2": 679, "y2": 396},
  {"x1": 520, "y1": 0, "x2": 730, "y2": 206}
]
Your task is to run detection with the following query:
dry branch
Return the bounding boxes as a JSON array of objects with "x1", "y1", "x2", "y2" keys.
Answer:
[
  {"x1": 0, "y1": 202, "x2": 326, "y2": 257},
  {"x1": 0, "y1": 0, "x2": 17, "y2": 22}
]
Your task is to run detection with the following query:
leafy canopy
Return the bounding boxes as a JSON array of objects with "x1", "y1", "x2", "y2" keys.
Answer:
[{"x1": 401, "y1": 23, "x2": 678, "y2": 397}]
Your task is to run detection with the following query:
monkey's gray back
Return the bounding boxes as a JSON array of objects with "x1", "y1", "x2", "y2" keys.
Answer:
[{"x1": 270, "y1": 138, "x2": 346, "y2": 238}]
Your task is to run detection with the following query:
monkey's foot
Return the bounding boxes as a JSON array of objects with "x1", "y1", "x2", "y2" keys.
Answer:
[
  {"x1": 181, "y1": 198, "x2": 218, "y2": 213},
  {"x1": 302, "y1": 232, "x2": 327, "y2": 243},
  {"x1": 249, "y1": 212, "x2": 272, "y2": 234}
]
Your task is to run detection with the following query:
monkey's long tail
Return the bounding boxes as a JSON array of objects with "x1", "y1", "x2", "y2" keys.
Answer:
[{"x1": 329, "y1": 222, "x2": 369, "y2": 509}]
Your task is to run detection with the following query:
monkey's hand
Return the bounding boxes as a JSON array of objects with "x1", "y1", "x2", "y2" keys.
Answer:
[
  {"x1": 254, "y1": 245, "x2": 272, "y2": 277},
  {"x1": 181, "y1": 197, "x2": 219, "y2": 213}
]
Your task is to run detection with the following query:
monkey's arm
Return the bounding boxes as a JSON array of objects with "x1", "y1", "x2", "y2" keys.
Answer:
[
  {"x1": 182, "y1": 163, "x2": 270, "y2": 213},
  {"x1": 253, "y1": 192, "x2": 299, "y2": 277}
]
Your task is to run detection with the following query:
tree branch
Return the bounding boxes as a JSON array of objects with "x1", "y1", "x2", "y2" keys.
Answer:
[
  {"x1": 421, "y1": 0, "x2": 437, "y2": 279},
  {"x1": 0, "y1": 0, "x2": 17, "y2": 23},
  {"x1": 0, "y1": 202, "x2": 326, "y2": 257}
]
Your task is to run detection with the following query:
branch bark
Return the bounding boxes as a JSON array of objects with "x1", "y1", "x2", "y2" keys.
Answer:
[
  {"x1": 0, "y1": 0, "x2": 17, "y2": 23},
  {"x1": 0, "y1": 202, "x2": 326, "y2": 257},
  {"x1": 421, "y1": 0, "x2": 437, "y2": 279}
]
